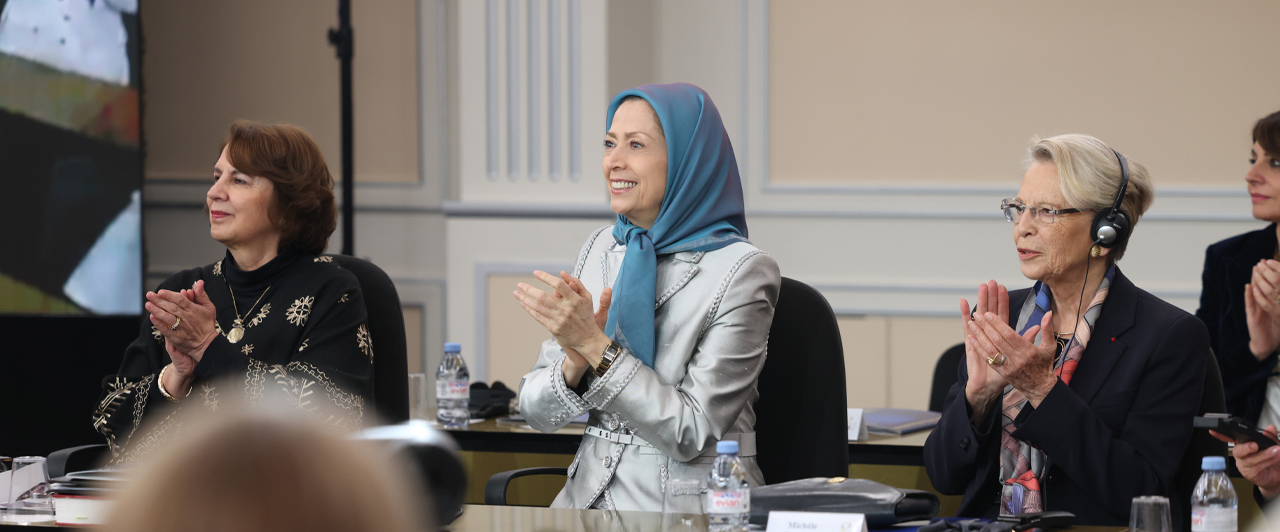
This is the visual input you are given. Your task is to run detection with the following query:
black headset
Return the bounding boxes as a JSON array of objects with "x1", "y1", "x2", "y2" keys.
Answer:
[{"x1": 1090, "y1": 148, "x2": 1131, "y2": 249}]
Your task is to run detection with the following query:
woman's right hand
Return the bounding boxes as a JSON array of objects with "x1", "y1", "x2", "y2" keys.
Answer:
[
  {"x1": 1211, "y1": 425, "x2": 1280, "y2": 500},
  {"x1": 959, "y1": 281, "x2": 1010, "y2": 420},
  {"x1": 519, "y1": 273, "x2": 612, "y2": 388},
  {"x1": 1244, "y1": 259, "x2": 1280, "y2": 361}
]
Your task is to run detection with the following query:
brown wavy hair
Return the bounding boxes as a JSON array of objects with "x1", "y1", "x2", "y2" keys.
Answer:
[
  {"x1": 221, "y1": 121, "x2": 337, "y2": 254},
  {"x1": 1254, "y1": 110, "x2": 1280, "y2": 159}
]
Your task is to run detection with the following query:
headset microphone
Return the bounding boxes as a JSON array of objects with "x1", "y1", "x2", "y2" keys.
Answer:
[
  {"x1": 1067, "y1": 147, "x2": 1131, "y2": 348},
  {"x1": 1091, "y1": 149, "x2": 1131, "y2": 248}
]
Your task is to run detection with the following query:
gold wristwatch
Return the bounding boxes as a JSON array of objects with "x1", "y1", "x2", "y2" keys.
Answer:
[{"x1": 594, "y1": 341, "x2": 622, "y2": 378}]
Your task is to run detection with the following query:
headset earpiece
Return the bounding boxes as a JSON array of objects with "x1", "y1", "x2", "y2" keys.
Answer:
[{"x1": 1091, "y1": 148, "x2": 1131, "y2": 248}]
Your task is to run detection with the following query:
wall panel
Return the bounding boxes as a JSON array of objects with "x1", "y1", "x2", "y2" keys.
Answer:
[
  {"x1": 838, "y1": 316, "x2": 888, "y2": 409},
  {"x1": 769, "y1": 0, "x2": 1280, "y2": 186},
  {"x1": 142, "y1": 0, "x2": 420, "y2": 183}
]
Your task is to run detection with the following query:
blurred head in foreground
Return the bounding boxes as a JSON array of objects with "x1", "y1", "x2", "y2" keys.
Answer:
[{"x1": 102, "y1": 406, "x2": 428, "y2": 532}]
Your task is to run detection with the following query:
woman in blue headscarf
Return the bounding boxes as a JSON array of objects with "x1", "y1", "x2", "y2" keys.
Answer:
[{"x1": 514, "y1": 83, "x2": 780, "y2": 511}]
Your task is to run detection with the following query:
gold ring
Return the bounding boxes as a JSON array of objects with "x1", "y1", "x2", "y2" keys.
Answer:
[
  {"x1": 988, "y1": 352, "x2": 1005, "y2": 366},
  {"x1": 1274, "y1": 294, "x2": 1280, "y2": 305},
  {"x1": 169, "y1": 316, "x2": 182, "y2": 331}
]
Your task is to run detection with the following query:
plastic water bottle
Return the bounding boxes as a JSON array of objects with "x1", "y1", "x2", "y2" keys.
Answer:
[
  {"x1": 1191, "y1": 456, "x2": 1237, "y2": 532},
  {"x1": 435, "y1": 342, "x2": 470, "y2": 429},
  {"x1": 705, "y1": 440, "x2": 750, "y2": 531}
]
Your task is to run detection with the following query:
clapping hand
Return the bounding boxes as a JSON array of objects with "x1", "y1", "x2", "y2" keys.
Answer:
[
  {"x1": 959, "y1": 281, "x2": 1012, "y2": 417},
  {"x1": 146, "y1": 280, "x2": 219, "y2": 366},
  {"x1": 959, "y1": 280, "x2": 1059, "y2": 418},
  {"x1": 1244, "y1": 259, "x2": 1280, "y2": 361},
  {"x1": 514, "y1": 271, "x2": 612, "y2": 386}
]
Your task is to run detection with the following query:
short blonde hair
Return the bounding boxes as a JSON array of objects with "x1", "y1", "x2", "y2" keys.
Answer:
[
  {"x1": 1027, "y1": 134, "x2": 1154, "y2": 262},
  {"x1": 103, "y1": 408, "x2": 428, "y2": 532}
]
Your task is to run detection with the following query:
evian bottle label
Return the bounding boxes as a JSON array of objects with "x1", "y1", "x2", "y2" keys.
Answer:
[
  {"x1": 1191, "y1": 506, "x2": 1236, "y2": 532},
  {"x1": 436, "y1": 380, "x2": 469, "y2": 399},
  {"x1": 707, "y1": 489, "x2": 748, "y2": 514}
]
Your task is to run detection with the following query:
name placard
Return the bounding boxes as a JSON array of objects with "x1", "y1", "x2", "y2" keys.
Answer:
[
  {"x1": 766, "y1": 511, "x2": 868, "y2": 532},
  {"x1": 847, "y1": 408, "x2": 868, "y2": 442}
]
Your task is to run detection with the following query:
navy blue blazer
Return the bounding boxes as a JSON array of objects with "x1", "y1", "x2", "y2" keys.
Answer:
[
  {"x1": 923, "y1": 268, "x2": 1209, "y2": 529},
  {"x1": 1196, "y1": 223, "x2": 1280, "y2": 423}
]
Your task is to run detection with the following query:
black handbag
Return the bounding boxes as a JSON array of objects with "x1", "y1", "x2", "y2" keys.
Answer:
[{"x1": 748, "y1": 477, "x2": 941, "y2": 526}]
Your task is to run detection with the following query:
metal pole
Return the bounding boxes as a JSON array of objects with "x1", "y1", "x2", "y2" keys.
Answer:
[{"x1": 328, "y1": 0, "x2": 355, "y2": 255}]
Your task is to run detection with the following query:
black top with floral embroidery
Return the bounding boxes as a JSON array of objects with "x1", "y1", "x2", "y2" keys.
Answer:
[{"x1": 94, "y1": 248, "x2": 374, "y2": 463}]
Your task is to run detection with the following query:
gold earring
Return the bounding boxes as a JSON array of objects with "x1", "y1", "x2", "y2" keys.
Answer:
[{"x1": 1090, "y1": 244, "x2": 1101, "y2": 258}]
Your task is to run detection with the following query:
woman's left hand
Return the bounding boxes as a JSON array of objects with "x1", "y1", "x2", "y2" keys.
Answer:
[
  {"x1": 147, "y1": 280, "x2": 219, "y2": 360},
  {"x1": 967, "y1": 310, "x2": 1058, "y2": 407},
  {"x1": 514, "y1": 271, "x2": 612, "y2": 358}
]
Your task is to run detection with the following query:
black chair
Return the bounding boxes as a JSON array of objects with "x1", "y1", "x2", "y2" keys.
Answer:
[
  {"x1": 929, "y1": 343, "x2": 965, "y2": 413},
  {"x1": 754, "y1": 277, "x2": 849, "y2": 483},
  {"x1": 47, "y1": 255, "x2": 409, "y2": 478},
  {"x1": 332, "y1": 254, "x2": 409, "y2": 425},
  {"x1": 1173, "y1": 350, "x2": 1228, "y2": 532},
  {"x1": 485, "y1": 277, "x2": 850, "y2": 504}
]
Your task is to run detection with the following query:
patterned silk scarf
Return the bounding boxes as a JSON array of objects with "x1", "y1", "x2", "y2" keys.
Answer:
[{"x1": 997, "y1": 266, "x2": 1116, "y2": 514}]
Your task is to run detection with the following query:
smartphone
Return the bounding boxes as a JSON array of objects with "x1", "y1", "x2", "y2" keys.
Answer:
[{"x1": 1193, "y1": 413, "x2": 1279, "y2": 449}]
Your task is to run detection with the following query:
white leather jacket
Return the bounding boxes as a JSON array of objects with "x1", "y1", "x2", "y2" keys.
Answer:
[{"x1": 519, "y1": 226, "x2": 780, "y2": 511}]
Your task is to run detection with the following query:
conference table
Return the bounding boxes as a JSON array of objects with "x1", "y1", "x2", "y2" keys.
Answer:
[
  {"x1": 445, "y1": 420, "x2": 1268, "y2": 531},
  {"x1": 447, "y1": 419, "x2": 948, "y2": 511},
  {"x1": 0, "y1": 503, "x2": 1127, "y2": 531}
]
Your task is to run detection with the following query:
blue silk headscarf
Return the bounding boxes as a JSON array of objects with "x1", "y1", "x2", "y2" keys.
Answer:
[{"x1": 602, "y1": 83, "x2": 748, "y2": 368}]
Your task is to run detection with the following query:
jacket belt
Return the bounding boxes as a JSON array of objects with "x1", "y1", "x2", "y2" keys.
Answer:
[{"x1": 583, "y1": 426, "x2": 757, "y2": 457}]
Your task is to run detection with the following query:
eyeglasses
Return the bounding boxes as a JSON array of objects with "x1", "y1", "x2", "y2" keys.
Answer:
[{"x1": 1000, "y1": 198, "x2": 1083, "y2": 225}]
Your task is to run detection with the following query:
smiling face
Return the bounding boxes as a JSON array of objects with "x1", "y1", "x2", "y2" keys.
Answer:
[
  {"x1": 208, "y1": 146, "x2": 281, "y2": 251},
  {"x1": 603, "y1": 98, "x2": 668, "y2": 229},
  {"x1": 1248, "y1": 142, "x2": 1280, "y2": 223},
  {"x1": 1013, "y1": 161, "x2": 1099, "y2": 284}
]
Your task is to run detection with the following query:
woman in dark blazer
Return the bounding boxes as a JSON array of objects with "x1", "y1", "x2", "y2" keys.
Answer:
[
  {"x1": 924, "y1": 134, "x2": 1210, "y2": 529},
  {"x1": 1197, "y1": 110, "x2": 1280, "y2": 426}
]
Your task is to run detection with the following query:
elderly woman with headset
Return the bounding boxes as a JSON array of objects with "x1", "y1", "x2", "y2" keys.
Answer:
[
  {"x1": 924, "y1": 135, "x2": 1211, "y2": 528},
  {"x1": 514, "y1": 83, "x2": 780, "y2": 511}
]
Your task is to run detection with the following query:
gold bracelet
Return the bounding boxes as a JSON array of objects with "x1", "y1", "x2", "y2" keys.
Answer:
[{"x1": 158, "y1": 364, "x2": 192, "y2": 402}]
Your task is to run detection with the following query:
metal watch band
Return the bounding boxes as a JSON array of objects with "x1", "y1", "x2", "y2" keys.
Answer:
[{"x1": 594, "y1": 341, "x2": 622, "y2": 378}]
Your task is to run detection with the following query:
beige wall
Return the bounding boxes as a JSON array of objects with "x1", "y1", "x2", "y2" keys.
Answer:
[
  {"x1": 487, "y1": 274, "x2": 551, "y2": 389},
  {"x1": 606, "y1": 0, "x2": 656, "y2": 97},
  {"x1": 142, "y1": 0, "x2": 418, "y2": 183},
  {"x1": 839, "y1": 316, "x2": 960, "y2": 410},
  {"x1": 770, "y1": 0, "x2": 1280, "y2": 185}
]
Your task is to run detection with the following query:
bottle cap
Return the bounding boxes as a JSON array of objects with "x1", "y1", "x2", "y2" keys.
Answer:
[
  {"x1": 444, "y1": 342, "x2": 462, "y2": 352},
  {"x1": 1201, "y1": 456, "x2": 1226, "y2": 471},
  {"x1": 716, "y1": 440, "x2": 739, "y2": 455}
]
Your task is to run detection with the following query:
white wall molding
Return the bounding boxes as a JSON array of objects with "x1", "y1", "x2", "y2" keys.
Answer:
[
  {"x1": 809, "y1": 279, "x2": 1201, "y2": 319},
  {"x1": 458, "y1": 0, "x2": 604, "y2": 203},
  {"x1": 442, "y1": 200, "x2": 613, "y2": 218},
  {"x1": 392, "y1": 278, "x2": 447, "y2": 404}
]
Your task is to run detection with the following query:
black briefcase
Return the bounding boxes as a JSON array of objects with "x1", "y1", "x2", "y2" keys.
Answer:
[{"x1": 748, "y1": 477, "x2": 941, "y2": 526}]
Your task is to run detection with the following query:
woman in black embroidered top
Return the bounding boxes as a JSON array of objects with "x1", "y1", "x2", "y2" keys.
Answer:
[{"x1": 95, "y1": 121, "x2": 373, "y2": 463}]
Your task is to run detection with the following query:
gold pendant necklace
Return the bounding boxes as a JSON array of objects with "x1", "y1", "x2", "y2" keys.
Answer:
[{"x1": 221, "y1": 273, "x2": 271, "y2": 345}]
